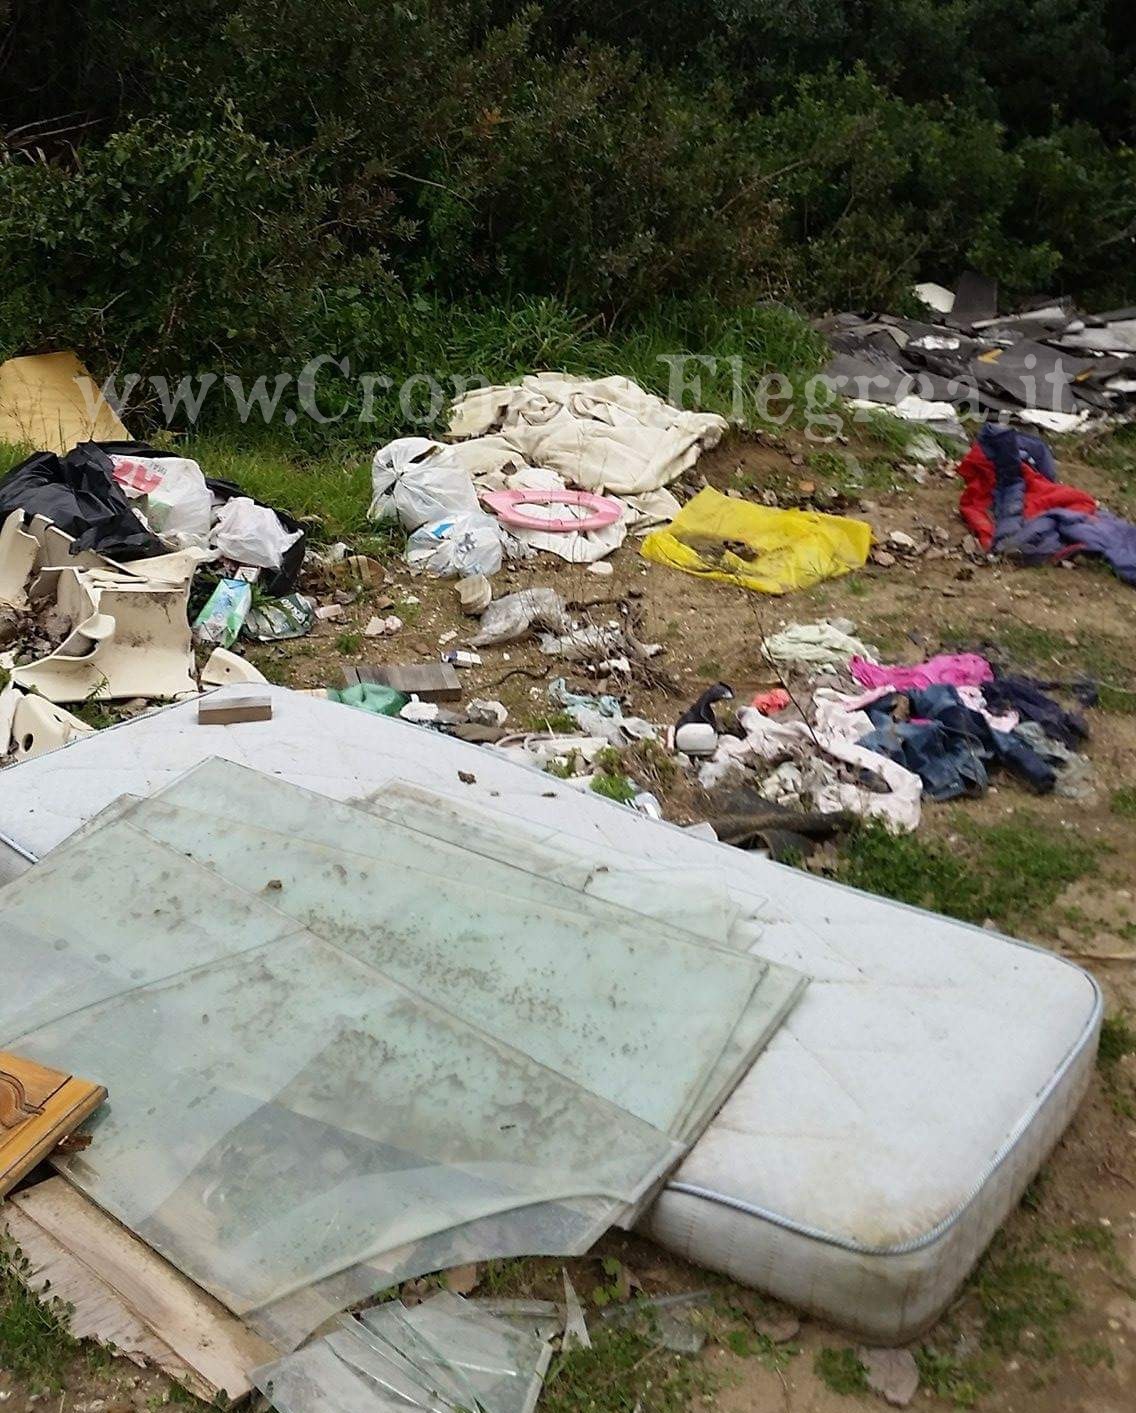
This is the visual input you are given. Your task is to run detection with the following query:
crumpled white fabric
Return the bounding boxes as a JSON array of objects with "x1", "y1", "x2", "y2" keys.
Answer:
[
  {"x1": 761, "y1": 620, "x2": 878, "y2": 671},
  {"x1": 448, "y1": 373, "x2": 728, "y2": 497},
  {"x1": 698, "y1": 689, "x2": 922, "y2": 832}
]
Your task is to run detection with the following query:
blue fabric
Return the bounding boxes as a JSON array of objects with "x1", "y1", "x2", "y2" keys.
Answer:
[
  {"x1": 982, "y1": 675, "x2": 1089, "y2": 749},
  {"x1": 975, "y1": 423, "x2": 1136, "y2": 582},
  {"x1": 859, "y1": 684, "x2": 1056, "y2": 799}
]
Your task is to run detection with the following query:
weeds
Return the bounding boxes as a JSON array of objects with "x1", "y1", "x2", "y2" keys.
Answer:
[
  {"x1": 0, "y1": 1240, "x2": 77, "y2": 1391},
  {"x1": 837, "y1": 816, "x2": 1099, "y2": 929},
  {"x1": 914, "y1": 1347, "x2": 989, "y2": 1408},
  {"x1": 973, "y1": 1249, "x2": 1077, "y2": 1356},
  {"x1": 334, "y1": 630, "x2": 364, "y2": 655},
  {"x1": 541, "y1": 1325, "x2": 711, "y2": 1413},
  {"x1": 1109, "y1": 787, "x2": 1136, "y2": 818},
  {"x1": 814, "y1": 1346, "x2": 868, "y2": 1395}
]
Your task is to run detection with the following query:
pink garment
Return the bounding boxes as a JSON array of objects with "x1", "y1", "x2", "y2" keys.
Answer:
[{"x1": 849, "y1": 652, "x2": 993, "y2": 692}]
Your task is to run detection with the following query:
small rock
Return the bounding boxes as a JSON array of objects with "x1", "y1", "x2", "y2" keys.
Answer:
[
  {"x1": 364, "y1": 614, "x2": 403, "y2": 637},
  {"x1": 870, "y1": 549, "x2": 897, "y2": 568},
  {"x1": 457, "y1": 574, "x2": 493, "y2": 614},
  {"x1": 438, "y1": 629, "x2": 458, "y2": 644},
  {"x1": 316, "y1": 602, "x2": 345, "y2": 621},
  {"x1": 754, "y1": 1311, "x2": 801, "y2": 1344},
  {"x1": 888, "y1": 530, "x2": 918, "y2": 551},
  {"x1": 443, "y1": 1262, "x2": 480, "y2": 1293},
  {"x1": 858, "y1": 1347, "x2": 919, "y2": 1407},
  {"x1": 457, "y1": 770, "x2": 476, "y2": 786},
  {"x1": 797, "y1": 479, "x2": 816, "y2": 495},
  {"x1": 790, "y1": 453, "x2": 805, "y2": 467},
  {"x1": 726, "y1": 488, "x2": 742, "y2": 499},
  {"x1": 761, "y1": 489, "x2": 779, "y2": 507},
  {"x1": 587, "y1": 560, "x2": 614, "y2": 576}
]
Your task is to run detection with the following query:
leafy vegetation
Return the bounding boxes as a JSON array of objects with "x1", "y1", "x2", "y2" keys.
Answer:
[
  {"x1": 0, "y1": 1240, "x2": 77, "y2": 1391},
  {"x1": 814, "y1": 1346, "x2": 869, "y2": 1396},
  {"x1": 1, "y1": 2, "x2": 1134, "y2": 449},
  {"x1": 837, "y1": 815, "x2": 1100, "y2": 929}
]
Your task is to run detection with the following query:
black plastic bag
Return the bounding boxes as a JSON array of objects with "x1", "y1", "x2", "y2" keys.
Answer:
[{"x1": 0, "y1": 442, "x2": 167, "y2": 560}]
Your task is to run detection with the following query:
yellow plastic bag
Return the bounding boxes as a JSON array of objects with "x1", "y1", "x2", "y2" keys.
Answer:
[{"x1": 641, "y1": 487, "x2": 871, "y2": 595}]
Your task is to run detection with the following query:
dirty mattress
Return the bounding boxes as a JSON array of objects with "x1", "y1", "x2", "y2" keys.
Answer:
[{"x1": 0, "y1": 687, "x2": 1101, "y2": 1340}]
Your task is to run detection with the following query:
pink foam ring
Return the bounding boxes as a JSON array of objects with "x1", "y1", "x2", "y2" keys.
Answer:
[{"x1": 480, "y1": 487, "x2": 623, "y2": 533}]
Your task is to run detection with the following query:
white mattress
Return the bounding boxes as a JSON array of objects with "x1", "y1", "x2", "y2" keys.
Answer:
[{"x1": 0, "y1": 686, "x2": 1100, "y2": 1341}]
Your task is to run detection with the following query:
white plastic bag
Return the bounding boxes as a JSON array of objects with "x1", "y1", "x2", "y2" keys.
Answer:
[
  {"x1": 405, "y1": 512, "x2": 503, "y2": 578},
  {"x1": 370, "y1": 438, "x2": 481, "y2": 530},
  {"x1": 469, "y1": 587, "x2": 569, "y2": 646},
  {"x1": 110, "y1": 455, "x2": 211, "y2": 546},
  {"x1": 211, "y1": 496, "x2": 303, "y2": 570}
]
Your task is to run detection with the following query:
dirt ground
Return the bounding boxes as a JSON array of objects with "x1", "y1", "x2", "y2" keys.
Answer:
[{"x1": 2, "y1": 426, "x2": 1134, "y2": 1412}]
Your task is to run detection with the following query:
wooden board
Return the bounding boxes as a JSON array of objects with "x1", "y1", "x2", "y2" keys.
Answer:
[
  {"x1": 7, "y1": 1179, "x2": 276, "y2": 1402},
  {"x1": 356, "y1": 661, "x2": 463, "y2": 701},
  {"x1": 198, "y1": 693, "x2": 273, "y2": 725},
  {"x1": 0, "y1": 1052, "x2": 106, "y2": 1197}
]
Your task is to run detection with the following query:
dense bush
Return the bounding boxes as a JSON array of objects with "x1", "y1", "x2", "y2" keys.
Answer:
[{"x1": 0, "y1": 0, "x2": 1133, "y2": 436}]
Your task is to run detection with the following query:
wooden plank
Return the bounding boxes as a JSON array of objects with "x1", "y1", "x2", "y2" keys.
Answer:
[
  {"x1": 358, "y1": 661, "x2": 462, "y2": 701},
  {"x1": 10, "y1": 1178, "x2": 276, "y2": 1402},
  {"x1": 2, "y1": 1204, "x2": 206, "y2": 1397},
  {"x1": 198, "y1": 693, "x2": 273, "y2": 725},
  {"x1": 0, "y1": 1052, "x2": 106, "y2": 1198}
]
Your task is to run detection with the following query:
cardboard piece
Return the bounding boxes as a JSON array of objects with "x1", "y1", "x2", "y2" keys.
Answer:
[{"x1": 0, "y1": 352, "x2": 129, "y2": 454}]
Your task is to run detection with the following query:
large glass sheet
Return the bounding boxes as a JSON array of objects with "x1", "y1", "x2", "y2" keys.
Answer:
[
  {"x1": 107, "y1": 762, "x2": 771, "y2": 1134},
  {"x1": 1, "y1": 831, "x2": 681, "y2": 1316}
]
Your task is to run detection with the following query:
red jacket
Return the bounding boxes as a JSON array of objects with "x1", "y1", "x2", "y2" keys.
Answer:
[{"x1": 956, "y1": 442, "x2": 1097, "y2": 549}]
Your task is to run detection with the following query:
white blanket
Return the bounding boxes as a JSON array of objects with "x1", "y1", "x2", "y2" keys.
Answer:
[{"x1": 449, "y1": 373, "x2": 728, "y2": 497}]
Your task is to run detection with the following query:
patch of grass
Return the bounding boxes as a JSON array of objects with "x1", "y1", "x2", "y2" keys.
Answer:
[
  {"x1": 814, "y1": 1346, "x2": 868, "y2": 1396},
  {"x1": 720, "y1": 1326, "x2": 798, "y2": 1373},
  {"x1": 994, "y1": 622, "x2": 1071, "y2": 666},
  {"x1": 243, "y1": 649, "x2": 293, "y2": 685},
  {"x1": 1099, "y1": 1013, "x2": 1136, "y2": 1067},
  {"x1": 837, "y1": 816, "x2": 1099, "y2": 929},
  {"x1": 1073, "y1": 1339, "x2": 1114, "y2": 1369},
  {"x1": 334, "y1": 629, "x2": 364, "y2": 655},
  {"x1": 177, "y1": 432, "x2": 374, "y2": 542},
  {"x1": 696, "y1": 659, "x2": 724, "y2": 679},
  {"x1": 525, "y1": 710, "x2": 580, "y2": 734},
  {"x1": 591, "y1": 771, "x2": 637, "y2": 804},
  {"x1": 1111, "y1": 787, "x2": 1136, "y2": 818},
  {"x1": 915, "y1": 1346, "x2": 989, "y2": 1408},
  {"x1": 541, "y1": 1325, "x2": 711, "y2": 1413},
  {"x1": 1098, "y1": 683, "x2": 1136, "y2": 713},
  {"x1": 973, "y1": 1250, "x2": 1077, "y2": 1357},
  {"x1": 0, "y1": 1240, "x2": 78, "y2": 1392}
]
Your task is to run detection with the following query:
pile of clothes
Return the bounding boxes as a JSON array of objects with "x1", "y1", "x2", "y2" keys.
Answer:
[
  {"x1": 956, "y1": 424, "x2": 1136, "y2": 584},
  {"x1": 696, "y1": 625, "x2": 1096, "y2": 832}
]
